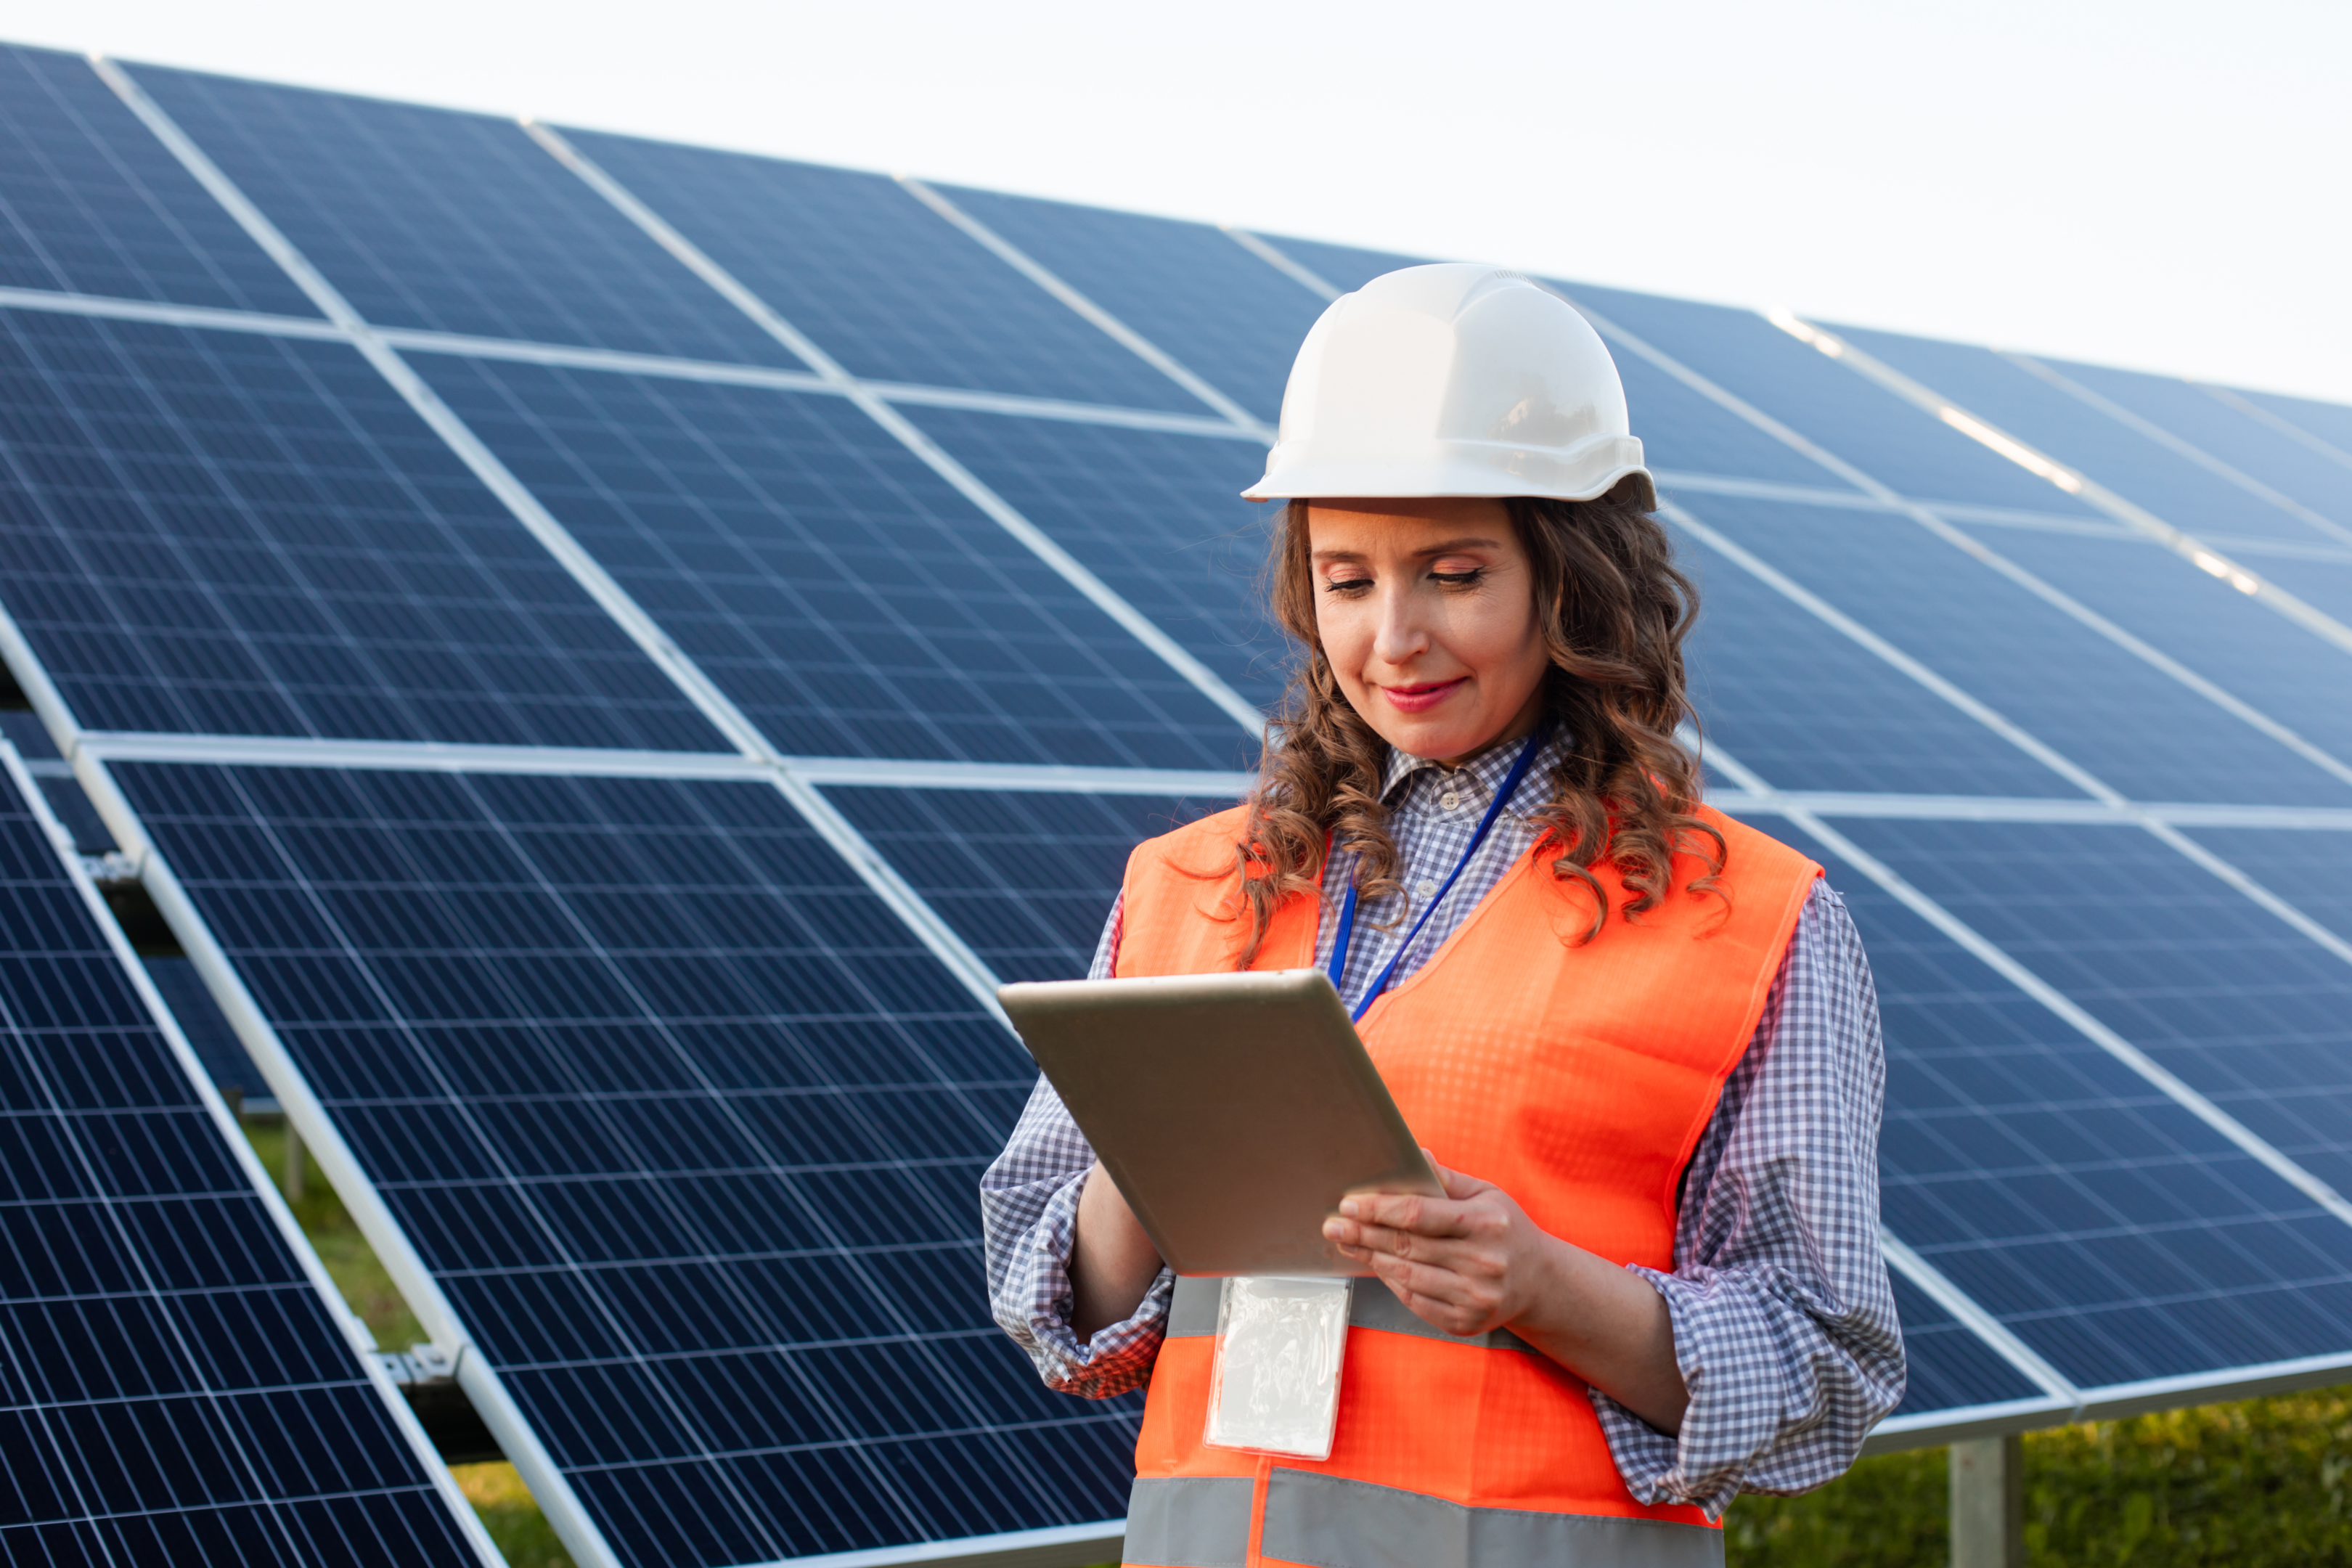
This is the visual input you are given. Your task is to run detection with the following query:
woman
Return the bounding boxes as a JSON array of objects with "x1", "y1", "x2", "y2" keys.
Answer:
[{"x1": 982, "y1": 264, "x2": 1903, "y2": 1567}]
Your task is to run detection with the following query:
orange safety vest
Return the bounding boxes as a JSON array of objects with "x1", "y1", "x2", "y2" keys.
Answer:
[{"x1": 1111, "y1": 801, "x2": 1820, "y2": 1568}]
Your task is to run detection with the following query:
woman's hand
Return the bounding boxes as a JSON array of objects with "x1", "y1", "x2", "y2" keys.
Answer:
[{"x1": 1323, "y1": 1157, "x2": 1691, "y2": 1434}]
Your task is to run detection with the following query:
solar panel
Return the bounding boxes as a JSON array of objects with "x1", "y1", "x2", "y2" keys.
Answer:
[
  {"x1": 0, "y1": 38, "x2": 2347, "y2": 1565},
  {"x1": 552, "y1": 131, "x2": 1211, "y2": 415},
  {"x1": 0, "y1": 309, "x2": 724, "y2": 749},
  {"x1": 130, "y1": 65, "x2": 793, "y2": 366},
  {"x1": 1827, "y1": 327, "x2": 2341, "y2": 550},
  {"x1": 1676, "y1": 491, "x2": 2352, "y2": 807},
  {"x1": 103, "y1": 759, "x2": 1138, "y2": 1568},
  {"x1": 1988, "y1": 357, "x2": 2352, "y2": 539},
  {"x1": 1564, "y1": 282, "x2": 2112, "y2": 517},
  {"x1": 900, "y1": 409, "x2": 1288, "y2": 709},
  {"x1": 0, "y1": 44, "x2": 317, "y2": 317},
  {"x1": 414, "y1": 352, "x2": 1254, "y2": 769},
  {"x1": 934, "y1": 187, "x2": 1326, "y2": 422},
  {"x1": 821, "y1": 785, "x2": 1229, "y2": 982},
  {"x1": 0, "y1": 743, "x2": 491, "y2": 1566}
]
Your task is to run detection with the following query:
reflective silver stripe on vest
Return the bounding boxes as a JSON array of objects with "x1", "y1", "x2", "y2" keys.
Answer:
[
  {"x1": 1262, "y1": 1470, "x2": 1724, "y2": 1568},
  {"x1": 1124, "y1": 1476, "x2": 1253, "y2": 1568},
  {"x1": 1168, "y1": 1274, "x2": 1535, "y2": 1353}
]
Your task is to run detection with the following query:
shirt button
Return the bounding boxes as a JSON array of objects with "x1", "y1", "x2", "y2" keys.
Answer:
[
  {"x1": 1440, "y1": 791, "x2": 1461, "y2": 812},
  {"x1": 1415, "y1": 880, "x2": 1438, "y2": 900}
]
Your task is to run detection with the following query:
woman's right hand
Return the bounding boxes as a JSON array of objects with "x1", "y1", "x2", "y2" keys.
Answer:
[{"x1": 1070, "y1": 1161, "x2": 1164, "y2": 1339}]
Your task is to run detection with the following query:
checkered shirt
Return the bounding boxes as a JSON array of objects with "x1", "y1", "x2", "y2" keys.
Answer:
[{"x1": 979, "y1": 732, "x2": 1906, "y2": 1516}]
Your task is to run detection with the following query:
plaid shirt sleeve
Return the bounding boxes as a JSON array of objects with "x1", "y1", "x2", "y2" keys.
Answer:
[
  {"x1": 977, "y1": 894, "x2": 1174, "y2": 1398},
  {"x1": 1589, "y1": 879, "x2": 1908, "y2": 1517}
]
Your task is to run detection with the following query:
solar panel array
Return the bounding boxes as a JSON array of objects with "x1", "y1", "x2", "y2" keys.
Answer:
[
  {"x1": 2, "y1": 37, "x2": 2351, "y2": 1568},
  {"x1": 0, "y1": 740, "x2": 493, "y2": 1564}
]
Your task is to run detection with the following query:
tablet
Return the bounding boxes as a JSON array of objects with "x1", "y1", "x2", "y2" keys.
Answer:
[{"x1": 997, "y1": 968, "x2": 1442, "y2": 1276}]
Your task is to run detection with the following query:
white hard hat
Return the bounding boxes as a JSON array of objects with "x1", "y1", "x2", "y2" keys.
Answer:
[{"x1": 1243, "y1": 262, "x2": 1655, "y2": 510}]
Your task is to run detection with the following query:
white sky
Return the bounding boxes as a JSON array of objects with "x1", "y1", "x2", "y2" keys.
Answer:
[{"x1": 9, "y1": 0, "x2": 2350, "y2": 404}]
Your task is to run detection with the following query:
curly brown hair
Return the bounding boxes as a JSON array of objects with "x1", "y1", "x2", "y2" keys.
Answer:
[{"x1": 1227, "y1": 481, "x2": 1725, "y2": 966}]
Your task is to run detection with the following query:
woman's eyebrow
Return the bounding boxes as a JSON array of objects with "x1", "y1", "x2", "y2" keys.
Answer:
[{"x1": 1415, "y1": 536, "x2": 1506, "y2": 555}]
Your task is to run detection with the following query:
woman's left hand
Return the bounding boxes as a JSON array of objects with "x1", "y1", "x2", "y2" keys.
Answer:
[
  {"x1": 1321, "y1": 1159, "x2": 1558, "y2": 1336},
  {"x1": 1322, "y1": 1154, "x2": 1691, "y2": 1434}
]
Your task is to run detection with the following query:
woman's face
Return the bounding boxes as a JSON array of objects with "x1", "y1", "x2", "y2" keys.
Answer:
[{"x1": 1307, "y1": 498, "x2": 1551, "y2": 765}]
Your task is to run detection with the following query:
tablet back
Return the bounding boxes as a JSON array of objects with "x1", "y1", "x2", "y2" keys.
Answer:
[{"x1": 999, "y1": 968, "x2": 1441, "y2": 1275}]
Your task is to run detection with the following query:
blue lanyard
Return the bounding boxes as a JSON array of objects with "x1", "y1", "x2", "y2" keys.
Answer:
[{"x1": 1326, "y1": 724, "x2": 1549, "y2": 1022}]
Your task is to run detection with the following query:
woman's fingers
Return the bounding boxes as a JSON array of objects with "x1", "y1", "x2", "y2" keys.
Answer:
[{"x1": 1337, "y1": 1191, "x2": 1474, "y2": 1237}]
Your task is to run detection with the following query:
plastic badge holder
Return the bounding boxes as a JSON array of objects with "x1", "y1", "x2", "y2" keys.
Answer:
[{"x1": 1204, "y1": 1275, "x2": 1354, "y2": 1459}]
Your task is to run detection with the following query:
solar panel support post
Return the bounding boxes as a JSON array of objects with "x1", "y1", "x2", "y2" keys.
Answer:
[
  {"x1": 283, "y1": 1116, "x2": 304, "y2": 1201},
  {"x1": 1949, "y1": 1434, "x2": 2024, "y2": 1568}
]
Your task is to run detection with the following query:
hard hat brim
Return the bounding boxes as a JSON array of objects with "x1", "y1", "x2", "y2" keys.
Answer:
[{"x1": 1241, "y1": 436, "x2": 1657, "y2": 513}]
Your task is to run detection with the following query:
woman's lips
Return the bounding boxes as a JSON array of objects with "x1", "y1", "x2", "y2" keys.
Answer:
[{"x1": 1379, "y1": 678, "x2": 1466, "y2": 714}]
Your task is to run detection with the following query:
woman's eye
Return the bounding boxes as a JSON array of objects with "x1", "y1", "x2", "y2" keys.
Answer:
[
  {"x1": 1323, "y1": 576, "x2": 1374, "y2": 595},
  {"x1": 1431, "y1": 568, "x2": 1485, "y2": 588}
]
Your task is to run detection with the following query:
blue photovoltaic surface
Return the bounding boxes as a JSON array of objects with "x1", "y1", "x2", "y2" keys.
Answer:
[
  {"x1": 1681, "y1": 491, "x2": 2352, "y2": 808},
  {"x1": 0, "y1": 759, "x2": 481, "y2": 1567},
  {"x1": 939, "y1": 186, "x2": 1326, "y2": 422},
  {"x1": 1831, "y1": 328, "x2": 2334, "y2": 550},
  {"x1": 0, "y1": 309, "x2": 722, "y2": 749},
  {"x1": 559, "y1": 131, "x2": 1204, "y2": 415},
  {"x1": 2177, "y1": 829, "x2": 2352, "y2": 949},
  {"x1": 2239, "y1": 388, "x2": 2352, "y2": 465},
  {"x1": 822, "y1": 786, "x2": 1228, "y2": 983},
  {"x1": 111, "y1": 761, "x2": 1139, "y2": 1568},
  {"x1": 1678, "y1": 527, "x2": 2091, "y2": 801},
  {"x1": 419, "y1": 354, "x2": 1252, "y2": 769},
  {"x1": 1250, "y1": 233, "x2": 1422, "y2": 294},
  {"x1": 1882, "y1": 1273, "x2": 2044, "y2": 1418},
  {"x1": 126, "y1": 63, "x2": 793, "y2": 367},
  {"x1": 1559, "y1": 282, "x2": 2107, "y2": 518},
  {"x1": 1826, "y1": 817, "x2": 2352, "y2": 1203},
  {"x1": 1963, "y1": 527, "x2": 2352, "y2": 770},
  {"x1": 2034, "y1": 360, "x2": 2352, "y2": 537},
  {"x1": 0, "y1": 46, "x2": 317, "y2": 317},
  {"x1": 902, "y1": 409, "x2": 1287, "y2": 709},
  {"x1": 1769, "y1": 819, "x2": 2352, "y2": 1390}
]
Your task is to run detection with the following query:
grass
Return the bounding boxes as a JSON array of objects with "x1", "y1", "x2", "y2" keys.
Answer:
[
  {"x1": 245, "y1": 1119, "x2": 2352, "y2": 1565},
  {"x1": 1728, "y1": 1387, "x2": 2352, "y2": 1564}
]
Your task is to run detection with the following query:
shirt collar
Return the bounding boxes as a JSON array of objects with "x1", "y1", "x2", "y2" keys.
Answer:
[{"x1": 1379, "y1": 723, "x2": 1572, "y2": 810}]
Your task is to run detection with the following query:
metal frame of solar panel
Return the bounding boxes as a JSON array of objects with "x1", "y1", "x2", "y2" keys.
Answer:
[
  {"x1": 1, "y1": 34, "x2": 2350, "y2": 1568},
  {"x1": 0, "y1": 735, "x2": 499, "y2": 1566}
]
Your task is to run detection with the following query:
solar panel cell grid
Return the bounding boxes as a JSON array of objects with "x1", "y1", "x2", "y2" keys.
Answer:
[
  {"x1": 905, "y1": 407, "x2": 1288, "y2": 709},
  {"x1": 1968, "y1": 527, "x2": 2352, "y2": 771},
  {"x1": 822, "y1": 785, "x2": 1228, "y2": 981},
  {"x1": 418, "y1": 353, "x2": 1254, "y2": 769},
  {"x1": 1830, "y1": 327, "x2": 2340, "y2": 550},
  {"x1": 0, "y1": 46, "x2": 319, "y2": 317},
  {"x1": 560, "y1": 130, "x2": 1209, "y2": 415},
  {"x1": 1880, "y1": 1273, "x2": 2045, "y2": 1417},
  {"x1": 1768, "y1": 819, "x2": 2352, "y2": 1391},
  {"x1": 2037, "y1": 361, "x2": 2352, "y2": 536},
  {"x1": 1561, "y1": 281, "x2": 2107, "y2": 518},
  {"x1": 1681, "y1": 491, "x2": 2352, "y2": 808},
  {"x1": 939, "y1": 185, "x2": 1326, "y2": 422},
  {"x1": 112, "y1": 760, "x2": 1138, "y2": 1568},
  {"x1": 0, "y1": 309, "x2": 725, "y2": 749},
  {"x1": 1828, "y1": 817, "x2": 2352, "y2": 1204},
  {"x1": 0, "y1": 757, "x2": 480, "y2": 1566},
  {"x1": 1679, "y1": 529, "x2": 2094, "y2": 800},
  {"x1": 128, "y1": 63, "x2": 796, "y2": 367}
]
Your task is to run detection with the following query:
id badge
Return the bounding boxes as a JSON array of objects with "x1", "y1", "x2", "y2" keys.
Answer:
[{"x1": 1203, "y1": 1275, "x2": 1353, "y2": 1460}]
